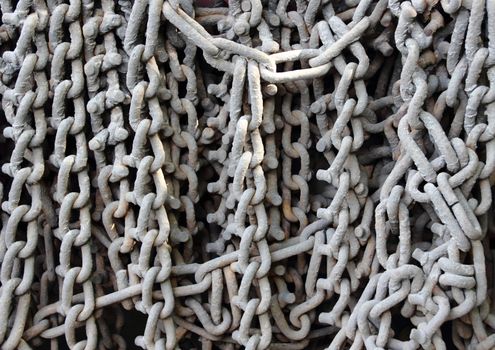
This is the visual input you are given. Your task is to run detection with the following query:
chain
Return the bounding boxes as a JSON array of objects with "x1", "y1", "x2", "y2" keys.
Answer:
[{"x1": 1, "y1": 0, "x2": 495, "y2": 349}]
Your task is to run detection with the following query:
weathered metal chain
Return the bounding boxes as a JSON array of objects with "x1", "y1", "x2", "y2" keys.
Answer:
[{"x1": 1, "y1": 0, "x2": 495, "y2": 348}]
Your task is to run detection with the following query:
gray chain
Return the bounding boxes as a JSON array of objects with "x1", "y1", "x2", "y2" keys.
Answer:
[{"x1": 1, "y1": 0, "x2": 495, "y2": 349}]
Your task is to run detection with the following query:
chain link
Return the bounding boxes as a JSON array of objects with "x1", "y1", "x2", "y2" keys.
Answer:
[{"x1": 1, "y1": 0, "x2": 495, "y2": 349}]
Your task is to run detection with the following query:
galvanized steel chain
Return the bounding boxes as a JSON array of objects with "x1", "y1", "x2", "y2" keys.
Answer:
[{"x1": 1, "y1": 0, "x2": 495, "y2": 349}]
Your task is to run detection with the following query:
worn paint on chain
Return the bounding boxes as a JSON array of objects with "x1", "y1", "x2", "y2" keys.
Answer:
[{"x1": 0, "y1": 0, "x2": 495, "y2": 349}]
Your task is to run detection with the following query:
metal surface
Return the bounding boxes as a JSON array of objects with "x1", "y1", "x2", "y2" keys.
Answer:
[{"x1": 0, "y1": 0, "x2": 495, "y2": 348}]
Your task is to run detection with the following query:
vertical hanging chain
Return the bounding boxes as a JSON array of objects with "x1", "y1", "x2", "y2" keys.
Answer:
[{"x1": 1, "y1": 0, "x2": 495, "y2": 349}]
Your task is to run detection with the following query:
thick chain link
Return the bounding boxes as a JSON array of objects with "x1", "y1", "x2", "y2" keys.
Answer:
[{"x1": 1, "y1": 0, "x2": 495, "y2": 349}]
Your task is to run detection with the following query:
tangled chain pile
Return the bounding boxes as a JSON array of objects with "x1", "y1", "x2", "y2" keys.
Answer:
[{"x1": 2, "y1": 0, "x2": 495, "y2": 348}]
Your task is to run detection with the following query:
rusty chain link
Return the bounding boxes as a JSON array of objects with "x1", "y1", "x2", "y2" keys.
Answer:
[{"x1": 1, "y1": 0, "x2": 495, "y2": 348}]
